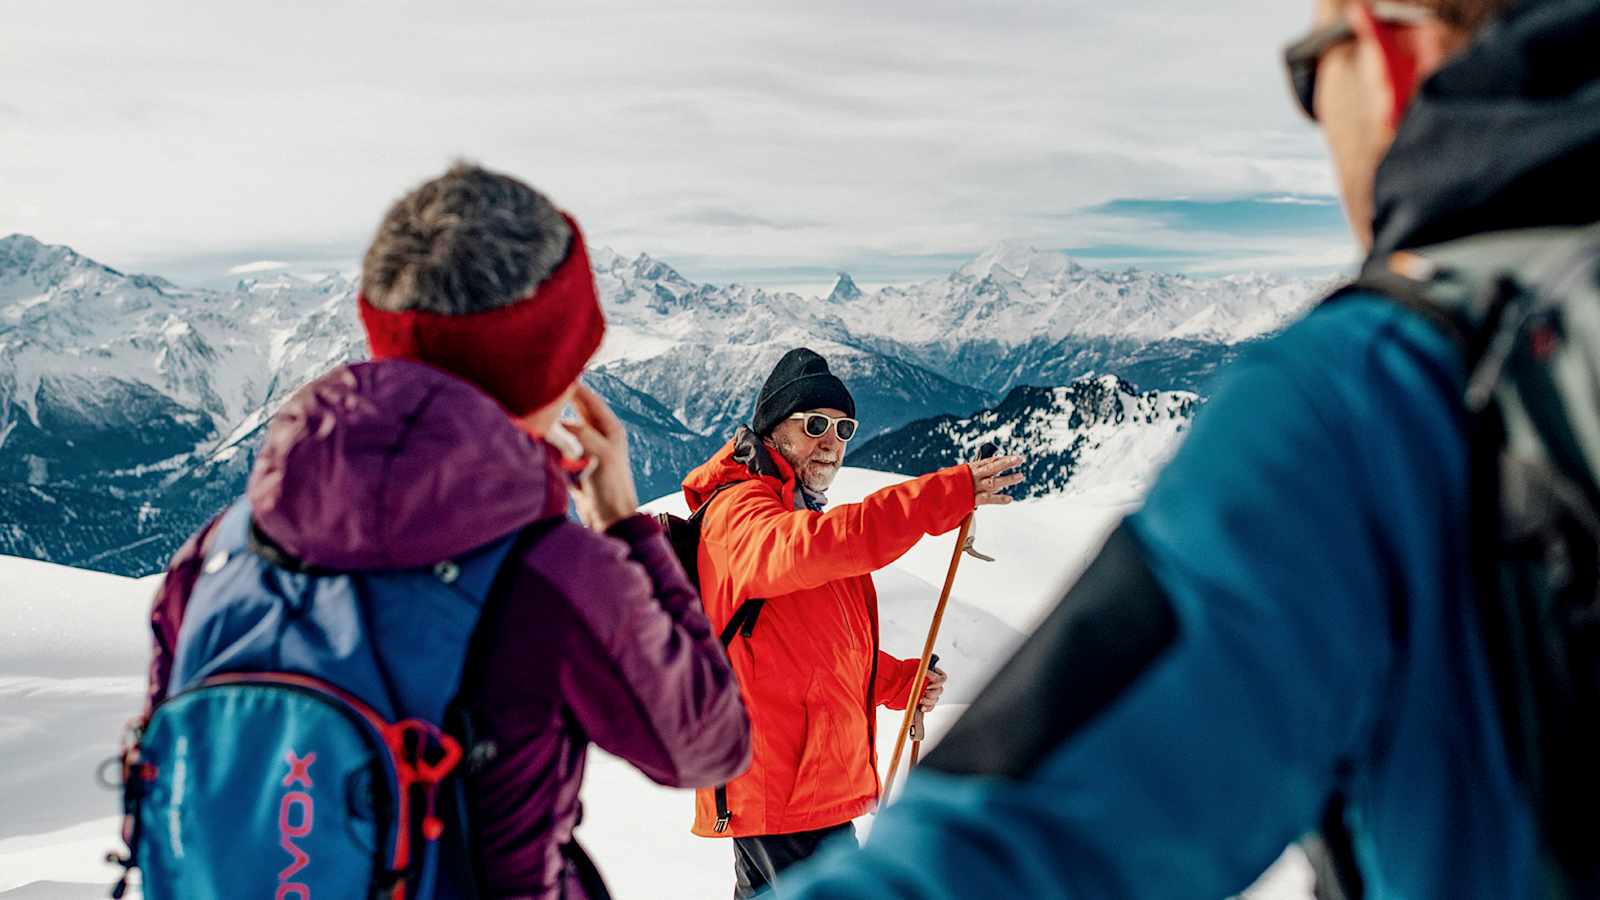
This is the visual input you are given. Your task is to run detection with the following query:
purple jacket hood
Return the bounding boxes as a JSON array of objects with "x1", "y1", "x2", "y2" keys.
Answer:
[{"x1": 248, "y1": 359, "x2": 567, "y2": 570}]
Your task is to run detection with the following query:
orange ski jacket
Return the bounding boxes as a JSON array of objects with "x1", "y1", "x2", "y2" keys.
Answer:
[{"x1": 684, "y1": 428, "x2": 975, "y2": 837}]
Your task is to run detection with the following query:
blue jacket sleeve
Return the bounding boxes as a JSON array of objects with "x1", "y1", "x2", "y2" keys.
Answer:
[{"x1": 783, "y1": 298, "x2": 1468, "y2": 899}]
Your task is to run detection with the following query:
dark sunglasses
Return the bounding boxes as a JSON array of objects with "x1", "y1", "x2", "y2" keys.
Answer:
[
  {"x1": 1282, "y1": 2, "x2": 1432, "y2": 121},
  {"x1": 790, "y1": 412, "x2": 859, "y2": 442}
]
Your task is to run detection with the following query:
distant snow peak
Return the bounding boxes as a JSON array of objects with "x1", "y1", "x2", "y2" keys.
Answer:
[
  {"x1": 589, "y1": 245, "x2": 624, "y2": 270},
  {"x1": 235, "y1": 270, "x2": 356, "y2": 298},
  {"x1": 0, "y1": 233, "x2": 45, "y2": 254},
  {"x1": 631, "y1": 253, "x2": 689, "y2": 286},
  {"x1": 828, "y1": 272, "x2": 863, "y2": 302},
  {"x1": 958, "y1": 241, "x2": 1078, "y2": 282},
  {"x1": 0, "y1": 233, "x2": 102, "y2": 281}
]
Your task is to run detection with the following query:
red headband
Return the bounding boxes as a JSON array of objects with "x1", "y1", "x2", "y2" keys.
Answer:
[{"x1": 359, "y1": 212, "x2": 606, "y2": 417}]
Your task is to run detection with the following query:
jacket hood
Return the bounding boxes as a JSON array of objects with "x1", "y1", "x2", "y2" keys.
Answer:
[
  {"x1": 1371, "y1": 0, "x2": 1600, "y2": 256},
  {"x1": 248, "y1": 360, "x2": 568, "y2": 570},
  {"x1": 682, "y1": 426, "x2": 797, "y2": 513}
]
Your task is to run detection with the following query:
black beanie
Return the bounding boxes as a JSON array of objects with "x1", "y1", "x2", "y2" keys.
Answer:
[{"x1": 752, "y1": 348, "x2": 856, "y2": 436}]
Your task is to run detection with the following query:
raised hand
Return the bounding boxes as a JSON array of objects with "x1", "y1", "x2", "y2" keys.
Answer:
[
  {"x1": 563, "y1": 383, "x2": 641, "y2": 531},
  {"x1": 968, "y1": 454, "x2": 1025, "y2": 506}
]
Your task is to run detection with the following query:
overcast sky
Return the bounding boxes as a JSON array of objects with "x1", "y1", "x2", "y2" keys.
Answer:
[{"x1": 2, "y1": 1, "x2": 1352, "y2": 294}]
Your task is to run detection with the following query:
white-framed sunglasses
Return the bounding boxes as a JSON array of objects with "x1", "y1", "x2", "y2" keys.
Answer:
[{"x1": 789, "y1": 412, "x2": 859, "y2": 442}]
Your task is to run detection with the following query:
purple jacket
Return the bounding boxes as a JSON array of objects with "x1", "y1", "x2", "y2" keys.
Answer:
[{"x1": 143, "y1": 360, "x2": 751, "y2": 898}]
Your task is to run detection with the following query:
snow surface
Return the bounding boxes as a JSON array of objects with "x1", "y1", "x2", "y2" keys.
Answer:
[{"x1": 0, "y1": 469, "x2": 1312, "y2": 898}]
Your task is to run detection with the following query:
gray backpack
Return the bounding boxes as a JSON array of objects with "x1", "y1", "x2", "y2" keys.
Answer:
[{"x1": 1309, "y1": 223, "x2": 1600, "y2": 899}]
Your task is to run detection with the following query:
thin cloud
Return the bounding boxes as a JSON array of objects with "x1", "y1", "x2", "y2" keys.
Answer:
[
  {"x1": 666, "y1": 207, "x2": 823, "y2": 231},
  {"x1": 226, "y1": 260, "x2": 290, "y2": 275}
]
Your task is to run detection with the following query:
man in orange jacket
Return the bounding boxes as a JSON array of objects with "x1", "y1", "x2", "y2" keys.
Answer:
[{"x1": 681, "y1": 347, "x2": 1024, "y2": 897}]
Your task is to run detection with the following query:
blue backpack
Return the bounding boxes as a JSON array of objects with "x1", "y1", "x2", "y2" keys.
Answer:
[{"x1": 110, "y1": 498, "x2": 524, "y2": 900}]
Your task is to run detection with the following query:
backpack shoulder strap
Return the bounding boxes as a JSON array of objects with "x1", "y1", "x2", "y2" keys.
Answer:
[
  {"x1": 1323, "y1": 264, "x2": 1476, "y2": 348},
  {"x1": 718, "y1": 599, "x2": 766, "y2": 648},
  {"x1": 694, "y1": 482, "x2": 768, "y2": 647},
  {"x1": 689, "y1": 481, "x2": 743, "y2": 524},
  {"x1": 1329, "y1": 224, "x2": 1600, "y2": 374}
]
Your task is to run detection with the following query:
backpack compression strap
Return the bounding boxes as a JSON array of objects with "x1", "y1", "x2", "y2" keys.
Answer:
[{"x1": 712, "y1": 598, "x2": 765, "y2": 834}]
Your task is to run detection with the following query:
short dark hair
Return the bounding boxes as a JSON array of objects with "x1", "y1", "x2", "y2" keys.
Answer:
[{"x1": 361, "y1": 162, "x2": 572, "y2": 315}]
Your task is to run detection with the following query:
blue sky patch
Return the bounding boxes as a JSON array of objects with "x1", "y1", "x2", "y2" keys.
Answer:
[{"x1": 1086, "y1": 194, "x2": 1346, "y2": 236}]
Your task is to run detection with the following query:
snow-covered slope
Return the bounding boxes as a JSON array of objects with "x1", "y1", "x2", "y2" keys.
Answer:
[{"x1": 852, "y1": 374, "x2": 1198, "y2": 500}]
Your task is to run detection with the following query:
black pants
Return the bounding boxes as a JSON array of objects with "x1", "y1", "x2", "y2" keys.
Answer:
[{"x1": 732, "y1": 822, "x2": 857, "y2": 898}]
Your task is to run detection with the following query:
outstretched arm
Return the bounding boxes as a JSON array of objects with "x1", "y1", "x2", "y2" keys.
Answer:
[{"x1": 704, "y1": 464, "x2": 990, "y2": 599}]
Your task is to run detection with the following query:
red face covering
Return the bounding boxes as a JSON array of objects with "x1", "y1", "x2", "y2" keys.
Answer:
[{"x1": 358, "y1": 212, "x2": 606, "y2": 418}]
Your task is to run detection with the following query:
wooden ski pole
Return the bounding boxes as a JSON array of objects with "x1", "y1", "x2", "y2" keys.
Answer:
[{"x1": 881, "y1": 514, "x2": 972, "y2": 805}]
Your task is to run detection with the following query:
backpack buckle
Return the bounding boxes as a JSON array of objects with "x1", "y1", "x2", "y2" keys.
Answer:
[{"x1": 713, "y1": 811, "x2": 731, "y2": 833}]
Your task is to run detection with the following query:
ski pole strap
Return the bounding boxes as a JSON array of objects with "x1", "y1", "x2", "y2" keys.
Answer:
[{"x1": 713, "y1": 598, "x2": 766, "y2": 833}]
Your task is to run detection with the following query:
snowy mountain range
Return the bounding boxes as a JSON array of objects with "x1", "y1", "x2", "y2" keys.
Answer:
[{"x1": 0, "y1": 232, "x2": 1325, "y2": 575}]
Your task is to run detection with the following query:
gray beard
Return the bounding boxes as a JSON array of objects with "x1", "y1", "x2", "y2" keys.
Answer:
[{"x1": 773, "y1": 435, "x2": 839, "y2": 494}]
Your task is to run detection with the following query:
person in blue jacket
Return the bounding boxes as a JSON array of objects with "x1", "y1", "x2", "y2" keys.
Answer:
[{"x1": 784, "y1": 0, "x2": 1600, "y2": 898}]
